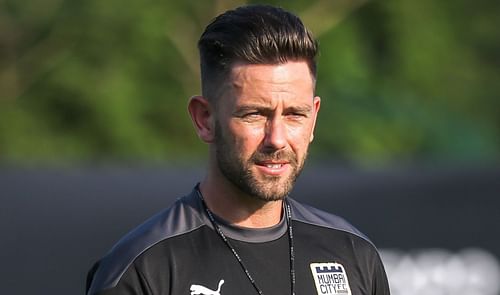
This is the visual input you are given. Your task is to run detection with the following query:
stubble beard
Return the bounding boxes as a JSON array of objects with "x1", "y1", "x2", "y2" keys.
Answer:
[{"x1": 214, "y1": 120, "x2": 307, "y2": 202}]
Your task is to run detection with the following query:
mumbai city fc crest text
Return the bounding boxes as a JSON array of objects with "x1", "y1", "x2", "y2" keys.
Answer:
[{"x1": 310, "y1": 262, "x2": 352, "y2": 295}]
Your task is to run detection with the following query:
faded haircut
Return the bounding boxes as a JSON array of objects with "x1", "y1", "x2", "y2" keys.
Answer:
[{"x1": 198, "y1": 5, "x2": 318, "y2": 103}]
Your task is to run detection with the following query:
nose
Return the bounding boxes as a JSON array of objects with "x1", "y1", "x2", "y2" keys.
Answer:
[{"x1": 262, "y1": 117, "x2": 287, "y2": 151}]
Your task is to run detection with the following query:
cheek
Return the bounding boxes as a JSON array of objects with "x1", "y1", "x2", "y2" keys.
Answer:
[
  {"x1": 228, "y1": 123, "x2": 265, "y2": 150},
  {"x1": 286, "y1": 124, "x2": 314, "y2": 147}
]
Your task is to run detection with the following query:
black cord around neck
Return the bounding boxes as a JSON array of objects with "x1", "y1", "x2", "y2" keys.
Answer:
[{"x1": 196, "y1": 189, "x2": 296, "y2": 295}]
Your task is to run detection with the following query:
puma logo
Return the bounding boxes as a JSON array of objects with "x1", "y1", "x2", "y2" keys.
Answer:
[{"x1": 190, "y1": 279, "x2": 224, "y2": 295}]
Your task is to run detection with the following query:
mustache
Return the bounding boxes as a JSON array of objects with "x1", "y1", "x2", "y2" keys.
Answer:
[{"x1": 250, "y1": 150, "x2": 297, "y2": 164}]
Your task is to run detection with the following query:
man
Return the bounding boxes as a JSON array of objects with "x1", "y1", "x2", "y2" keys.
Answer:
[{"x1": 87, "y1": 5, "x2": 390, "y2": 295}]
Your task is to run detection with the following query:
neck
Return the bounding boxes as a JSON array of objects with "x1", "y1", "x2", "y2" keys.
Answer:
[{"x1": 199, "y1": 177, "x2": 283, "y2": 228}]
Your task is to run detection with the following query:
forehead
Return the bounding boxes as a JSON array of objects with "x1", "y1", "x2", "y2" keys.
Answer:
[
  {"x1": 227, "y1": 61, "x2": 315, "y2": 102},
  {"x1": 231, "y1": 61, "x2": 314, "y2": 85}
]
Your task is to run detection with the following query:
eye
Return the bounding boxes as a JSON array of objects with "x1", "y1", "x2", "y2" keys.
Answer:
[
  {"x1": 239, "y1": 111, "x2": 265, "y2": 122},
  {"x1": 286, "y1": 112, "x2": 307, "y2": 121},
  {"x1": 244, "y1": 112, "x2": 260, "y2": 118}
]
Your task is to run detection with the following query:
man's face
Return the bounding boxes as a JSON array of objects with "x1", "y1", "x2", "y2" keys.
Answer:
[{"x1": 213, "y1": 61, "x2": 320, "y2": 201}]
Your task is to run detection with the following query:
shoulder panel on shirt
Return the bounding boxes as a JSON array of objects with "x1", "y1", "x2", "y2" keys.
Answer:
[
  {"x1": 287, "y1": 197, "x2": 373, "y2": 246},
  {"x1": 88, "y1": 188, "x2": 205, "y2": 294}
]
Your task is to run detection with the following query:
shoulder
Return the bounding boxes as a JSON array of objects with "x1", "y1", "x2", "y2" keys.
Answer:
[
  {"x1": 287, "y1": 197, "x2": 373, "y2": 246},
  {"x1": 288, "y1": 199, "x2": 389, "y2": 292},
  {"x1": 87, "y1": 188, "x2": 205, "y2": 294}
]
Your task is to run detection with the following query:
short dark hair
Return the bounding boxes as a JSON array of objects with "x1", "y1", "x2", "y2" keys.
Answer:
[{"x1": 198, "y1": 5, "x2": 318, "y2": 102}]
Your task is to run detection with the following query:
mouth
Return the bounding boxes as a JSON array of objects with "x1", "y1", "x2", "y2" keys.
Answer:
[
  {"x1": 255, "y1": 161, "x2": 290, "y2": 176},
  {"x1": 263, "y1": 163, "x2": 285, "y2": 169}
]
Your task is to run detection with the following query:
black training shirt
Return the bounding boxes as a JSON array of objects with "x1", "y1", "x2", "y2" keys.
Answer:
[{"x1": 87, "y1": 186, "x2": 390, "y2": 295}]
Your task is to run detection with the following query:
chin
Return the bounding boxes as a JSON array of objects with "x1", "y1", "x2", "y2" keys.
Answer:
[{"x1": 248, "y1": 181, "x2": 293, "y2": 202}]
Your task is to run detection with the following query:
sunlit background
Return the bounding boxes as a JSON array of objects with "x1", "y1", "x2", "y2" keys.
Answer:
[{"x1": 1, "y1": 0, "x2": 499, "y2": 294}]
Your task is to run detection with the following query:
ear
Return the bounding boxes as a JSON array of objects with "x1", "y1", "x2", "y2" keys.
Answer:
[
  {"x1": 310, "y1": 96, "x2": 321, "y2": 142},
  {"x1": 188, "y1": 95, "x2": 215, "y2": 143}
]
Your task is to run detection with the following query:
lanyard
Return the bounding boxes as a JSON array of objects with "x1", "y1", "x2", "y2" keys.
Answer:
[{"x1": 197, "y1": 189, "x2": 296, "y2": 295}]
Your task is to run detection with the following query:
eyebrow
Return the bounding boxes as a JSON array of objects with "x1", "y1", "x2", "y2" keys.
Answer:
[
  {"x1": 284, "y1": 105, "x2": 312, "y2": 113},
  {"x1": 233, "y1": 104, "x2": 312, "y2": 114}
]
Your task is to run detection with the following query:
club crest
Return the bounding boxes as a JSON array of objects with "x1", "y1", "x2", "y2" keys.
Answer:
[{"x1": 310, "y1": 262, "x2": 352, "y2": 295}]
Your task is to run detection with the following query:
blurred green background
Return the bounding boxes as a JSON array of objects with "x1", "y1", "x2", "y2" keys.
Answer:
[{"x1": 1, "y1": 0, "x2": 499, "y2": 166}]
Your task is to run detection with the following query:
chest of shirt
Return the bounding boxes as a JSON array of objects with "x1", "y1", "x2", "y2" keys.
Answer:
[{"x1": 133, "y1": 224, "x2": 372, "y2": 295}]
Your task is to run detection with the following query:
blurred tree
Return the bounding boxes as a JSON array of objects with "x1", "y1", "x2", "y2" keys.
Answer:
[
  {"x1": 0, "y1": 0, "x2": 498, "y2": 165},
  {"x1": 312, "y1": 0, "x2": 500, "y2": 164}
]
